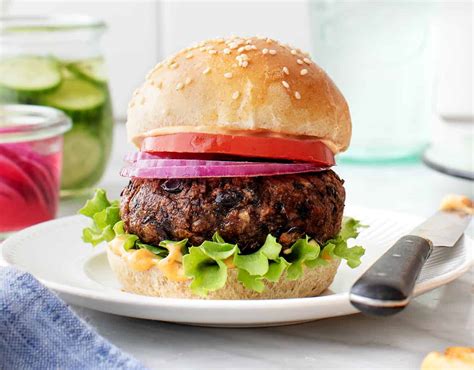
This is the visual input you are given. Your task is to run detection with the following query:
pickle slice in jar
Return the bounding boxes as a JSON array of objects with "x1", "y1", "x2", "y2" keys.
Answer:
[
  {"x1": 0, "y1": 56, "x2": 62, "y2": 92},
  {"x1": 61, "y1": 126, "x2": 103, "y2": 189},
  {"x1": 41, "y1": 78, "x2": 106, "y2": 114},
  {"x1": 68, "y1": 58, "x2": 108, "y2": 84}
]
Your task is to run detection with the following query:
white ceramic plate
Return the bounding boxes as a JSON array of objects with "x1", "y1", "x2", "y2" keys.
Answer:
[{"x1": 2, "y1": 206, "x2": 472, "y2": 327}]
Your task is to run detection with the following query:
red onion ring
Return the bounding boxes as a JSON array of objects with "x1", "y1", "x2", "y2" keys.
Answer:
[
  {"x1": 124, "y1": 151, "x2": 160, "y2": 163},
  {"x1": 132, "y1": 159, "x2": 254, "y2": 167},
  {"x1": 120, "y1": 160, "x2": 328, "y2": 179}
]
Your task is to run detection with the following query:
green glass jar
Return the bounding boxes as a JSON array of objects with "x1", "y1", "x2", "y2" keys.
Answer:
[{"x1": 0, "y1": 15, "x2": 113, "y2": 197}]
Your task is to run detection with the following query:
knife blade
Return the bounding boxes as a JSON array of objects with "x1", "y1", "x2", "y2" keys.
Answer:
[
  {"x1": 349, "y1": 210, "x2": 471, "y2": 316},
  {"x1": 410, "y1": 210, "x2": 471, "y2": 247}
]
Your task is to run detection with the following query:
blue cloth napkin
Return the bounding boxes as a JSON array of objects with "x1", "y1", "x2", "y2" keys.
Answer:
[{"x1": 0, "y1": 266, "x2": 146, "y2": 370}]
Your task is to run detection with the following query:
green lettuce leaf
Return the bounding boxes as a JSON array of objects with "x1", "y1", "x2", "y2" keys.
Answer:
[
  {"x1": 264, "y1": 257, "x2": 290, "y2": 282},
  {"x1": 183, "y1": 247, "x2": 228, "y2": 296},
  {"x1": 259, "y1": 235, "x2": 282, "y2": 260},
  {"x1": 79, "y1": 189, "x2": 112, "y2": 217},
  {"x1": 340, "y1": 217, "x2": 366, "y2": 240},
  {"x1": 137, "y1": 242, "x2": 168, "y2": 257},
  {"x1": 199, "y1": 240, "x2": 238, "y2": 260},
  {"x1": 212, "y1": 232, "x2": 225, "y2": 243},
  {"x1": 326, "y1": 218, "x2": 366, "y2": 268},
  {"x1": 80, "y1": 189, "x2": 140, "y2": 250},
  {"x1": 80, "y1": 189, "x2": 119, "y2": 246},
  {"x1": 333, "y1": 243, "x2": 365, "y2": 268},
  {"x1": 236, "y1": 256, "x2": 289, "y2": 291},
  {"x1": 233, "y1": 234, "x2": 283, "y2": 276},
  {"x1": 234, "y1": 251, "x2": 269, "y2": 276},
  {"x1": 285, "y1": 237, "x2": 321, "y2": 280},
  {"x1": 237, "y1": 269, "x2": 265, "y2": 293},
  {"x1": 181, "y1": 237, "x2": 238, "y2": 296}
]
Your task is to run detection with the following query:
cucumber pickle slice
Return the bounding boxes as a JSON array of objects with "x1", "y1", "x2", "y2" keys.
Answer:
[
  {"x1": 68, "y1": 58, "x2": 108, "y2": 84},
  {"x1": 41, "y1": 78, "x2": 106, "y2": 112},
  {"x1": 0, "y1": 56, "x2": 61, "y2": 92},
  {"x1": 61, "y1": 127, "x2": 103, "y2": 189}
]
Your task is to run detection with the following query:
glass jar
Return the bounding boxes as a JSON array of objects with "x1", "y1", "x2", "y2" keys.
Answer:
[
  {"x1": 310, "y1": 2, "x2": 435, "y2": 163},
  {"x1": 0, "y1": 15, "x2": 114, "y2": 196},
  {"x1": 0, "y1": 104, "x2": 71, "y2": 240}
]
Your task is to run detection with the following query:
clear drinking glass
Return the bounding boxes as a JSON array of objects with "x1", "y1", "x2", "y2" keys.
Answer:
[
  {"x1": 0, "y1": 15, "x2": 113, "y2": 196},
  {"x1": 0, "y1": 104, "x2": 71, "y2": 240},
  {"x1": 310, "y1": 2, "x2": 435, "y2": 163}
]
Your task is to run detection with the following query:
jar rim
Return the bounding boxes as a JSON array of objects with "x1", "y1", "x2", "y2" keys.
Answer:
[
  {"x1": 0, "y1": 105, "x2": 72, "y2": 143},
  {"x1": 0, "y1": 14, "x2": 106, "y2": 35}
]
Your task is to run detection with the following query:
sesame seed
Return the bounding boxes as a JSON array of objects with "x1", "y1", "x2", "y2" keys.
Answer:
[
  {"x1": 203, "y1": 67, "x2": 211, "y2": 74},
  {"x1": 224, "y1": 72, "x2": 233, "y2": 79},
  {"x1": 185, "y1": 77, "x2": 192, "y2": 85},
  {"x1": 140, "y1": 96, "x2": 146, "y2": 104},
  {"x1": 223, "y1": 48, "x2": 231, "y2": 55},
  {"x1": 262, "y1": 48, "x2": 269, "y2": 54},
  {"x1": 296, "y1": 59, "x2": 303, "y2": 65},
  {"x1": 199, "y1": 47, "x2": 206, "y2": 51},
  {"x1": 303, "y1": 57, "x2": 312, "y2": 65},
  {"x1": 282, "y1": 67, "x2": 289, "y2": 75},
  {"x1": 208, "y1": 49, "x2": 217, "y2": 55},
  {"x1": 266, "y1": 38, "x2": 273, "y2": 43},
  {"x1": 300, "y1": 69, "x2": 308, "y2": 76},
  {"x1": 283, "y1": 248, "x2": 291, "y2": 255},
  {"x1": 149, "y1": 80, "x2": 155, "y2": 86},
  {"x1": 269, "y1": 49, "x2": 277, "y2": 55},
  {"x1": 185, "y1": 52, "x2": 193, "y2": 59},
  {"x1": 244, "y1": 45, "x2": 253, "y2": 51},
  {"x1": 176, "y1": 82, "x2": 184, "y2": 90},
  {"x1": 236, "y1": 53, "x2": 249, "y2": 65},
  {"x1": 228, "y1": 42, "x2": 238, "y2": 49},
  {"x1": 238, "y1": 47, "x2": 245, "y2": 53},
  {"x1": 169, "y1": 62, "x2": 178, "y2": 69},
  {"x1": 232, "y1": 91, "x2": 240, "y2": 100},
  {"x1": 133, "y1": 89, "x2": 139, "y2": 96},
  {"x1": 282, "y1": 81, "x2": 290, "y2": 89},
  {"x1": 157, "y1": 81, "x2": 163, "y2": 89},
  {"x1": 251, "y1": 45, "x2": 257, "y2": 50},
  {"x1": 294, "y1": 91, "x2": 301, "y2": 100},
  {"x1": 246, "y1": 39, "x2": 252, "y2": 45},
  {"x1": 291, "y1": 49, "x2": 297, "y2": 55}
]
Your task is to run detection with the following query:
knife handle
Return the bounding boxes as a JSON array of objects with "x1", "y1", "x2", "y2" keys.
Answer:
[{"x1": 349, "y1": 235, "x2": 433, "y2": 316}]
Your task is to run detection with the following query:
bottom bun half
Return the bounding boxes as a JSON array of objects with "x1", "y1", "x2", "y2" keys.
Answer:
[{"x1": 106, "y1": 245, "x2": 341, "y2": 300}]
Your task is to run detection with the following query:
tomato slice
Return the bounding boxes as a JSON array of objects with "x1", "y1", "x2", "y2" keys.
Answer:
[{"x1": 141, "y1": 133, "x2": 335, "y2": 165}]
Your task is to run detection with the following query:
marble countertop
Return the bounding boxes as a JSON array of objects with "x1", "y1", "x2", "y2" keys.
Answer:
[{"x1": 60, "y1": 125, "x2": 473, "y2": 370}]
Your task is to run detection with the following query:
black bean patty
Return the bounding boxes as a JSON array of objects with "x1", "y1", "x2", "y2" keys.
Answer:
[{"x1": 120, "y1": 171, "x2": 345, "y2": 254}]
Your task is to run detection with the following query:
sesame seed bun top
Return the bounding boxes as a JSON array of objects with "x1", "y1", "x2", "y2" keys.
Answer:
[{"x1": 126, "y1": 36, "x2": 352, "y2": 154}]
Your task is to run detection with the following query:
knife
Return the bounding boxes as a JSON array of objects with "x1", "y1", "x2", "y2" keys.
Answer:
[{"x1": 349, "y1": 210, "x2": 472, "y2": 316}]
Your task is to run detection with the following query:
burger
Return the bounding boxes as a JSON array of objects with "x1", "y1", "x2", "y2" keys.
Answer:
[{"x1": 79, "y1": 36, "x2": 365, "y2": 299}]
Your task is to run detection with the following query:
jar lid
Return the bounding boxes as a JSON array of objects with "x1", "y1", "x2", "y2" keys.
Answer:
[
  {"x1": 0, "y1": 105, "x2": 72, "y2": 143},
  {"x1": 0, "y1": 15, "x2": 106, "y2": 35}
]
